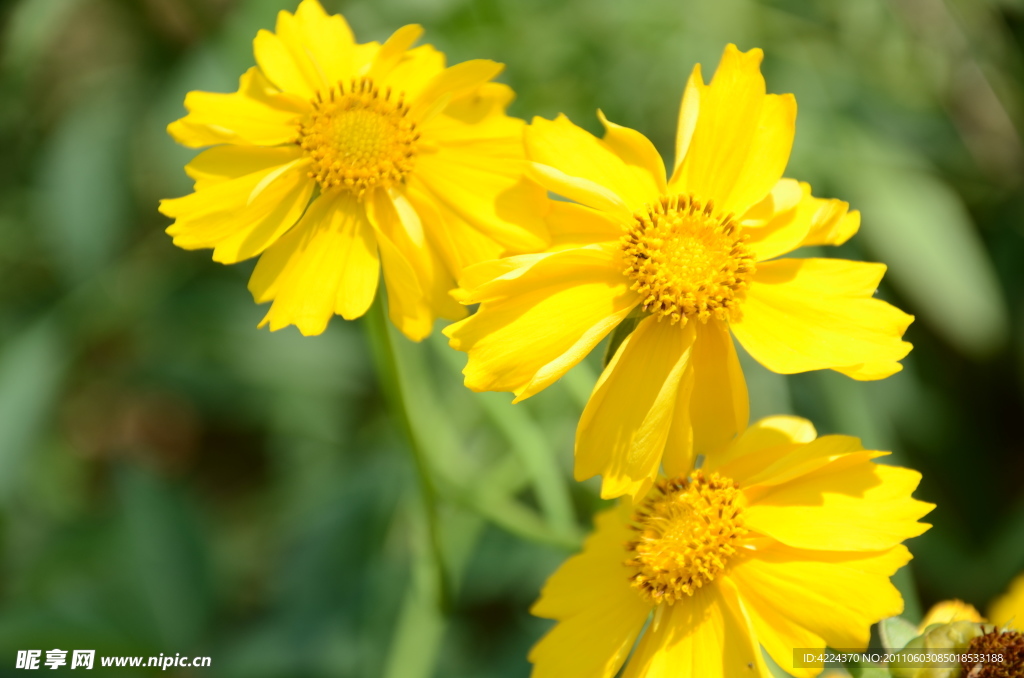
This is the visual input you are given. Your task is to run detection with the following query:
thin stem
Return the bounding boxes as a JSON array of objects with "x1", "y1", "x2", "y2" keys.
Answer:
[{"x1": 364, "y1": 294, "x2": 451, "y2": 612}]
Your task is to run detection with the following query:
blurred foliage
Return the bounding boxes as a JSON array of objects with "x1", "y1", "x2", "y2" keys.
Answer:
[{"x1": 1, "y1": 0, "x2": 1024, "y2": 676}]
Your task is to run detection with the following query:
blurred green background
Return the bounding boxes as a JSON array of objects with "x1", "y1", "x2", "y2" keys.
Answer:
[{"x1": 1, "y1": 0, "x2": 1023, "y2": 675}]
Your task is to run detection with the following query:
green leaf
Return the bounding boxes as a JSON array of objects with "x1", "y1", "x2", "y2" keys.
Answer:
[
  {"x1": 35, "y1": 84, "x2": 135, "y2": 284},
  {"x1": 0, "y1": 317, "x2": 66, "y2": 503}
]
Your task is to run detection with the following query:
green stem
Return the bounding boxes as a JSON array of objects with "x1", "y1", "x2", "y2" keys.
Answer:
[{"x1": 364, "y1": 294, "x2": 451, "y2": 612}]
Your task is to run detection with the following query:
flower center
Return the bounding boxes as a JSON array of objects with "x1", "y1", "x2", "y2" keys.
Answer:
[
  {"x1": 625, "y1": 471, "x2": 746, "y2": 605},
  {"x1": 297, "y1": 78, "x2": 418, "y2": 195},
  {"x1": 963, "y1": 629, "x2": 1024, "y2": 678},
  {"x1": 621, "y1": 195, "x2": 755, "y2": 325}
]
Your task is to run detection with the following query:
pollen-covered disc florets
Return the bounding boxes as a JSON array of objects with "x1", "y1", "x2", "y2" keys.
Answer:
[
  {"x1": 625, "y1": 471, "x2": 747, "y2": 605},
  {"x1": 621, "y1": 194, "x2": 756, "y2": 325},
  {"x1": 298, "y1": 78, "x2": 419, "y2": 195},
  {"x1": 962, "y1": 628, "x2": 1024, "y2": 678}
]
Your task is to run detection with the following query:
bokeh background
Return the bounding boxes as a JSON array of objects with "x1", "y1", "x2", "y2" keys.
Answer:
[{"x1": 1, "y1": 0, "x2": 1023, "y2": 675}]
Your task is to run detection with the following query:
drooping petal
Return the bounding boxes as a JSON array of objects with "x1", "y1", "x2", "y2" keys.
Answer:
[
  {"x1": 248, "y1": 193, "x2": 380, "y2": 336},
  {"x1": 620, "y1": 582, "x2": 764, "y2": 678},
  {"x1": 575, "y1": 317, "x2": 697, "y2": 501},
  {"x1": 669, "y1": 44, "x2": 796, "y2": 217},
  {"x1": 530, "y1": 504, "x2": 653, "y2": 678},
  {"x1": 444, "y1": 245, "x2": 638, "y2": 400},
  {"x1": 662, "y1": 320, "x2": 751, "y2": 477},
  {"x1": 167, "y1": 67, "x2": 308, "y2": 148},
  {"x1": 742, "y1": 452, "x2": 934, "y2": 551},
  {"x1": 731, "y1": 258, "x2": 913, "y2": 379},
  {"x1": 366, "y1": 189, "x2": 464, "y2": 322},
  {"x1": 376, "y1": 224, "x2": 434, "y2": 341},
  {"x1": 730, "y1": 543, "x2": 911, "y2": 674},
  {"x1": 688, "y1": 319, "x2": 749, "y2": 458},
  {"x1": 160, "y1": 156, "x2": 314, "y2": 263},
  {"x1": 526, "y1": 114, "x2": 663, "y2": 211}
]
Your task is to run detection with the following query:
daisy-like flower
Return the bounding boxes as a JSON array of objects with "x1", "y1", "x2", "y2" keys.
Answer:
[
  {"x1": 529, "y1": 415, "x2": 933, "y2": 678},
  {"x1": 159, "y1": 0, "x2": 548, "y2": 340},
  {"x1": 445, "y1": 44, "x2": 913, "y2": 500}
]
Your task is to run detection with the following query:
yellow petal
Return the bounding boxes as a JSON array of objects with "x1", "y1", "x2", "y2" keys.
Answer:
[
  {"x1": 273, "y1": 0, "x2": 356, "y2": 90},
  {"x1": 673, "y1": 65, "x2": 702, "y2": 170},
  {"x1": 742, "y1": 182, "x2": 815, "y2": 262},
  {"x1": 597, "y1": 110, "x2": 667, "y2": 194},
  {"x1": 160, "y1": 156, "x2": 314, "y2": 263},
  {"x1": 575, "y1": 317, "x2": 697, "y2": 501},
  {"x1": 408, "y1": 60, "x2": 504, "y2": 121},
  {"x1": 444, "y1": 245, "x2": 638, "y2": 400},
  {"x1": 184, "y1": 145, "x2": 302, "y2": 191},
  {"x1": 530, "y1": 504, "x2": 652, "y2": 678},
  {"x1": 739, "y1": 178, "x2": 804, "y2": 227},
  {"x1": 376, "y1": 44, "x2": 446, "y2": 104},
  {"x1": 705, "y1": 414, "x2": 817, "y2": 480},
  {"x1": 731, "y1": 258, "x2": 913, "y2": 378},
  {"x1": 689, "y1": 319, "x2": 749, "y2": 458},
  {"x1": 526, "y1": 114, "x2": 662, "y2": 211},
  {"x1": 660, "y1": 363, "x2": 696, "y2": 478},
  {"x1": 404, "y1": 179, "x2": 508, "y2": 275},
  {"x1": 621, "y1": 581, "x2": 764, "y2": 678},
  {"x1": 801, "y1": 203, "x2": 860, "y2": 248},
  {"x1": 528, "y1": 162, "x2": 632, "y2": 219},
  {"x1": 742, "y1": 452, "x2": 933, "y2": 551},
  {"x1": 366, "y1": 188, "x2": 464, "y2": 322},
  {"x1": 252, "y1": 30, "x2": 316, "y2": 100},
  {"x1": 376, "y1": 225, "x2": 434, "y2": 341},
  {"x1": 713, "y1": 432, "x2": 862, "y2": 489},
  {"x1": 546, "y1": 201, "x2": 623, "y2": 249},
  {"x1": 249, "y1": 193, "x2": 380, "y2": 336},
  {"x1": 920, "y1": 600, "x2": 984, "y2": 631},
  {"x1": 414, "y1": 141, "x2": 549, "y2": 257},
  {"x1": 167, "y1": 67, "x2": 307, "y2": 148},
  {"x1": 743, "y1": 182, "x2": 861, "y2": 262},
  {"x1": 730, "y1": 543, "x2": 911, "y2": 671},
  {"x1": 364, "y1": 24, "x2": 424, "y2": 84},
  {"x1": 990, "y1": 573, "x2": 1024, "y2": 628},
  {"x1": 669, "y1": 44, "x2": 795, "y2": 216},
  {"x1": 420, "y1": 82, "x2": 520, "y2": 143}
]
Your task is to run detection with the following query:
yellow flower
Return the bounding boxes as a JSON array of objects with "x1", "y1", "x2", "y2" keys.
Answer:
[
  {"x1": 919, "y1": 599, "x2": 985, "y2": 631},
  {"x1": 445, "y1": 44, "x2": 912, "y2": 500},
  {"x1": 991, "y1": 573, "x2": 1024, "y2": 629},
  {"x1": 159, "y1": 0, "x2": 548, "y2": 340},
  {"x1": 529, "y1": 416, "x2": 933, "y2": 678}
]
